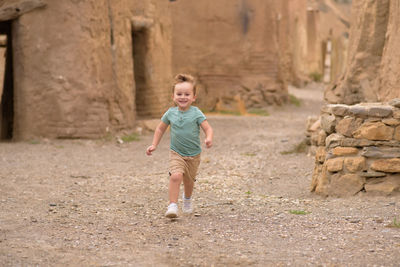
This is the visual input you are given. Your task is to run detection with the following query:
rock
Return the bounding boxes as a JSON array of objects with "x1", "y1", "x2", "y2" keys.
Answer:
[
  {"x1": 395, "y1": 126, "x2": 400, "y2": 141},
  {"x1": 389, "y1": 98, "x2": 400, "y2": 108},
  {"x1": 370, "y1": 159, "x2": 400, "y2": 172},
  {"x1": 393, "y1": 109, "x2": 400, "y2": 119},
  {"x1": 317, "y1": 130, "x2": 327, "y2": 146},
  {"x1": 306, "y1": 116, "x2": 319, "y2": 132},
  {"x1": 315, "y1": 147, "x2": 326, "y2": 163},
  {"x1": 353, "y1": 121, "x2": 394, "y2": 141},
  {"x1": 344, "y1": 157, "x2": 366, "y2": 173},
  {"x1": 314, "y1": 165, "x2": 330, "y2": 195},
  {"x1": 361, "y1": 146, "x2": 400, "y2": 158},
  {"x1": 332, "y1": 147, "x2": 359, "y2": 156},
  {"x1": 326, "y1": 133, "x2": 344, "y2": 148},
  {"x1": 335, "y1": 116, "x2": 363, "y2": 137},
  {"x1": 364, "y1": 175, "x2": 400, "y2": 195},
  {"x1": 329, "y1": 104, "x2": 350, "y2": 116},
  {"x1": 340, "y1": 138, "x2": 375, "y2": 147},
  {"x1": 371, "y1": 140, "x2": 400, "y2": 147},
  {"x1": 320, "y1": 114, "x2": 336, "y2": 134},
  {"x1": 368, "y1": 106, "x2": 393, "y2": 117},
  {"x1": 309, "y1": 118, "x2": 321, "y2": 132},
  {"x1": 320, "y1": 105, "x2": 332, "y2": 114},
  {"x1": 326, "y1": 158, "x2": 344, "y2": 172},
  {"x1": 360, "y1": 170, "x2": 387, "y2": 178},
  {"x1": 311, "y1": 131, "x2": 319, "y2": 146},
  {"x1": 382, "y1": 118, "x2": 400, "y2": 126},
  {"x1": 349, "y1": 105, "x2": 369, "y2": 117},
  {"x1": 327, "y1": 173, "x2": 366, "y2": 197}
]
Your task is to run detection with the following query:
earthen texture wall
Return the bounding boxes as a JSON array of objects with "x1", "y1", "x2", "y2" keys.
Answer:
[
  {"x1": 325, "y1": 0, "x2": 400, "y2": 104},
  {"x1": 11, "y1": 0, "x2": 172, "y2": 140},
  {"x1": 171, "y1": 0, "x2": 309, "y2": 112},
  {"x1": 309, "y1": 100, "x2": 400, "y2": 196},
  {"x1": 277, "y1": 0, "x2": 309, "y2": 87}
]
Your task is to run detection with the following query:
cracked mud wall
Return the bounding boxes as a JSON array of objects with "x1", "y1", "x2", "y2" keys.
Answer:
[
  {"x1": 325, "y1": 0, "x2": 400, "y2": 105},
  {"x1": 13, "y1": 1, "x2": 117, "y2": 139},
  {"x1": 376, "y1": 0, "x2": 400, "y2": 102}
]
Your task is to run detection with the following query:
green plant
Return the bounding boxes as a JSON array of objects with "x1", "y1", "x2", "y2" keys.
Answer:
[
  {"x1": 218, "y1": 110, "x2": 242, "y2": 116},
  {"x1": 309, "y1": 72, "x2": 322, "y2": 82},
  {"x1": 248, "y1": 109, "x2": 269, "y2": 116},
  {"x1": 289, "y1": 210, "x2": 310, "y2": 215},
  {"x1": 200, "y1": 108, "x2": 211, "y2": 114},
  {"x1": 102, "y1": 132, "x2": 113, "y2": 142},
  {"x1": 242, "y1": 152, "x2": 257, "y2": 157},
  {"x1": 121, "y1": 133, "x2": 140, "y2": 143},
  {"x1": 289, "y1": 94, "x2": 302, "y2": 107},
  {"x1": 389, "y1": 217, "x2": 400, "y2": 228},
  {"x1": 245, "y1": 191, "x2": 252, "y2": 195},
  {"x1": 280, "y1": 141, "x2": 307, "y2": 155}
]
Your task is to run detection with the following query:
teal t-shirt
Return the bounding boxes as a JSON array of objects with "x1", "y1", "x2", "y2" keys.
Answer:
[{"x1": 161, "y1": 106, "x2": 206, "y2": 156}]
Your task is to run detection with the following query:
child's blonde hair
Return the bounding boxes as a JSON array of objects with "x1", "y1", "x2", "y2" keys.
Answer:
[{"x1": 172, "y1": 74, "x2": 197, "y2": 95}]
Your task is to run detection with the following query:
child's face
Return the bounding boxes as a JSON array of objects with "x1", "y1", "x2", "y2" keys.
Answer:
[{"x1": 172, "y1": 82, "x2": 196, "y2": 111}]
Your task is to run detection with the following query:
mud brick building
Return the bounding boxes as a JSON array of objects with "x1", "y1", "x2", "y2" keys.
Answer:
[
  {"x1": 0, "y1": 0, "x2": 349, "y2": 140},
  {"x1": 0, "y1": 0, "x2": 172, "y2": 140}
]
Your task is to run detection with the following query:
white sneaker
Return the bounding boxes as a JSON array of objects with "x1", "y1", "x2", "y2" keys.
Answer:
[
  {"x1": 182, "y1": 193, "x2": 193, "y2": 213},
  {"x1": 165, "y1": 203, "x2": 178, "y2": 218}
]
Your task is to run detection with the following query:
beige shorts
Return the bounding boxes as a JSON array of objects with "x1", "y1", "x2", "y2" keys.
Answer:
[{"x1": 169, "y1": 150, "x2": 201, "y2": 182}]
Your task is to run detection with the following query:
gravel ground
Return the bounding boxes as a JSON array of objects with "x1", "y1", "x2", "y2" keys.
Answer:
[{"x1": 1, "y1": 84, "x2": 399, "y2": 266}]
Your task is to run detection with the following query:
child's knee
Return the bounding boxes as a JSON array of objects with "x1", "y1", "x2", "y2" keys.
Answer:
[{"x1": 170, "y1": 172, "x2": 183, "y2": 183}]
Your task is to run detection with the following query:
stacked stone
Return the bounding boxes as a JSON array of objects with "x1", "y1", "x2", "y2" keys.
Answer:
[{"x1": 311, "y1": 99, "x2": 400, "y2": 196}]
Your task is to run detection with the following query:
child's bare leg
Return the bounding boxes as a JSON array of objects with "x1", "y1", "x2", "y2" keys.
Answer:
[
  {"x1": 183, "y1": 176, "x2": 194, "y2": 198},
  {"x1": 169, "y1": 172, "x2": 183, "y2": 203}
]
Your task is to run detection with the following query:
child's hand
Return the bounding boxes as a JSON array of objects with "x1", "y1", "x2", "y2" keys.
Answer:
[
  {"x1": 146, "y1": 145, "x2": 156, "y2": 156},
  {"x1": 205, "y1": 138, "x2": 212, "y2": 148}
]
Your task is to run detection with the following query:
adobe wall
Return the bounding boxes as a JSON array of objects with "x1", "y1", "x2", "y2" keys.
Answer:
[
  {"x1": 307, "y1": 0, "x2": 351, "y2": 84},
  {"x1": 325, "y1": 0, "x2": 400, "y2": 104},
  {"x1": 277, "y1": 0, "x2": 309, "y2": 87},
  {"x1": 376, "y1": 1, "x2": 400, "y2": 101},
  {"x1": 10, "y1": 0, "x2": 172, "y2": 140},
  {"x1": 171, "y1": 0, "x2": 298, "y2": 112}
]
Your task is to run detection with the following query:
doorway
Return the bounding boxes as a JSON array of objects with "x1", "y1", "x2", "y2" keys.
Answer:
[
  {"x1": 0, "y1": 21, "x2": 13, "y2": 140},
  {"x1": 132, "y1": 28, "x2": 150, "y2": 119}
]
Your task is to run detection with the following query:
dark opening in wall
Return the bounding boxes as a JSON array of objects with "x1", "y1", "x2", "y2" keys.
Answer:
[
  {"x1": 0, "y1": 21, "x2": 13, "y2": 140},
  {"x1": 132, "y1": 28, "x2": 150, "y2": 119}
]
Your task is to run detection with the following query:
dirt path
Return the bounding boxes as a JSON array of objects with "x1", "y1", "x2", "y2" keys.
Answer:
[{"x1": 1, "y1": 84, "x2": 399, "y2": 266}]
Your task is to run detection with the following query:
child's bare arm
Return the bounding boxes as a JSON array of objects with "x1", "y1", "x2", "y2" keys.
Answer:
[
  {"x1": 200, "y1": 120, "x2": 213, "y2": 148},
  {"x1": 146, "y1": 121, "x2": 168, "y2": 155}
]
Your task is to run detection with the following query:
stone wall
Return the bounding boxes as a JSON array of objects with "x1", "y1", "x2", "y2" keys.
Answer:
[{"x1": 309, "y1": 99, "x2": 400, "y2": 196}]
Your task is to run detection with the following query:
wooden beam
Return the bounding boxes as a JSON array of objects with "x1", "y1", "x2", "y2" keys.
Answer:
[{"x1": 0, "y1": 0, "x2": 46, "y2": 21}]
